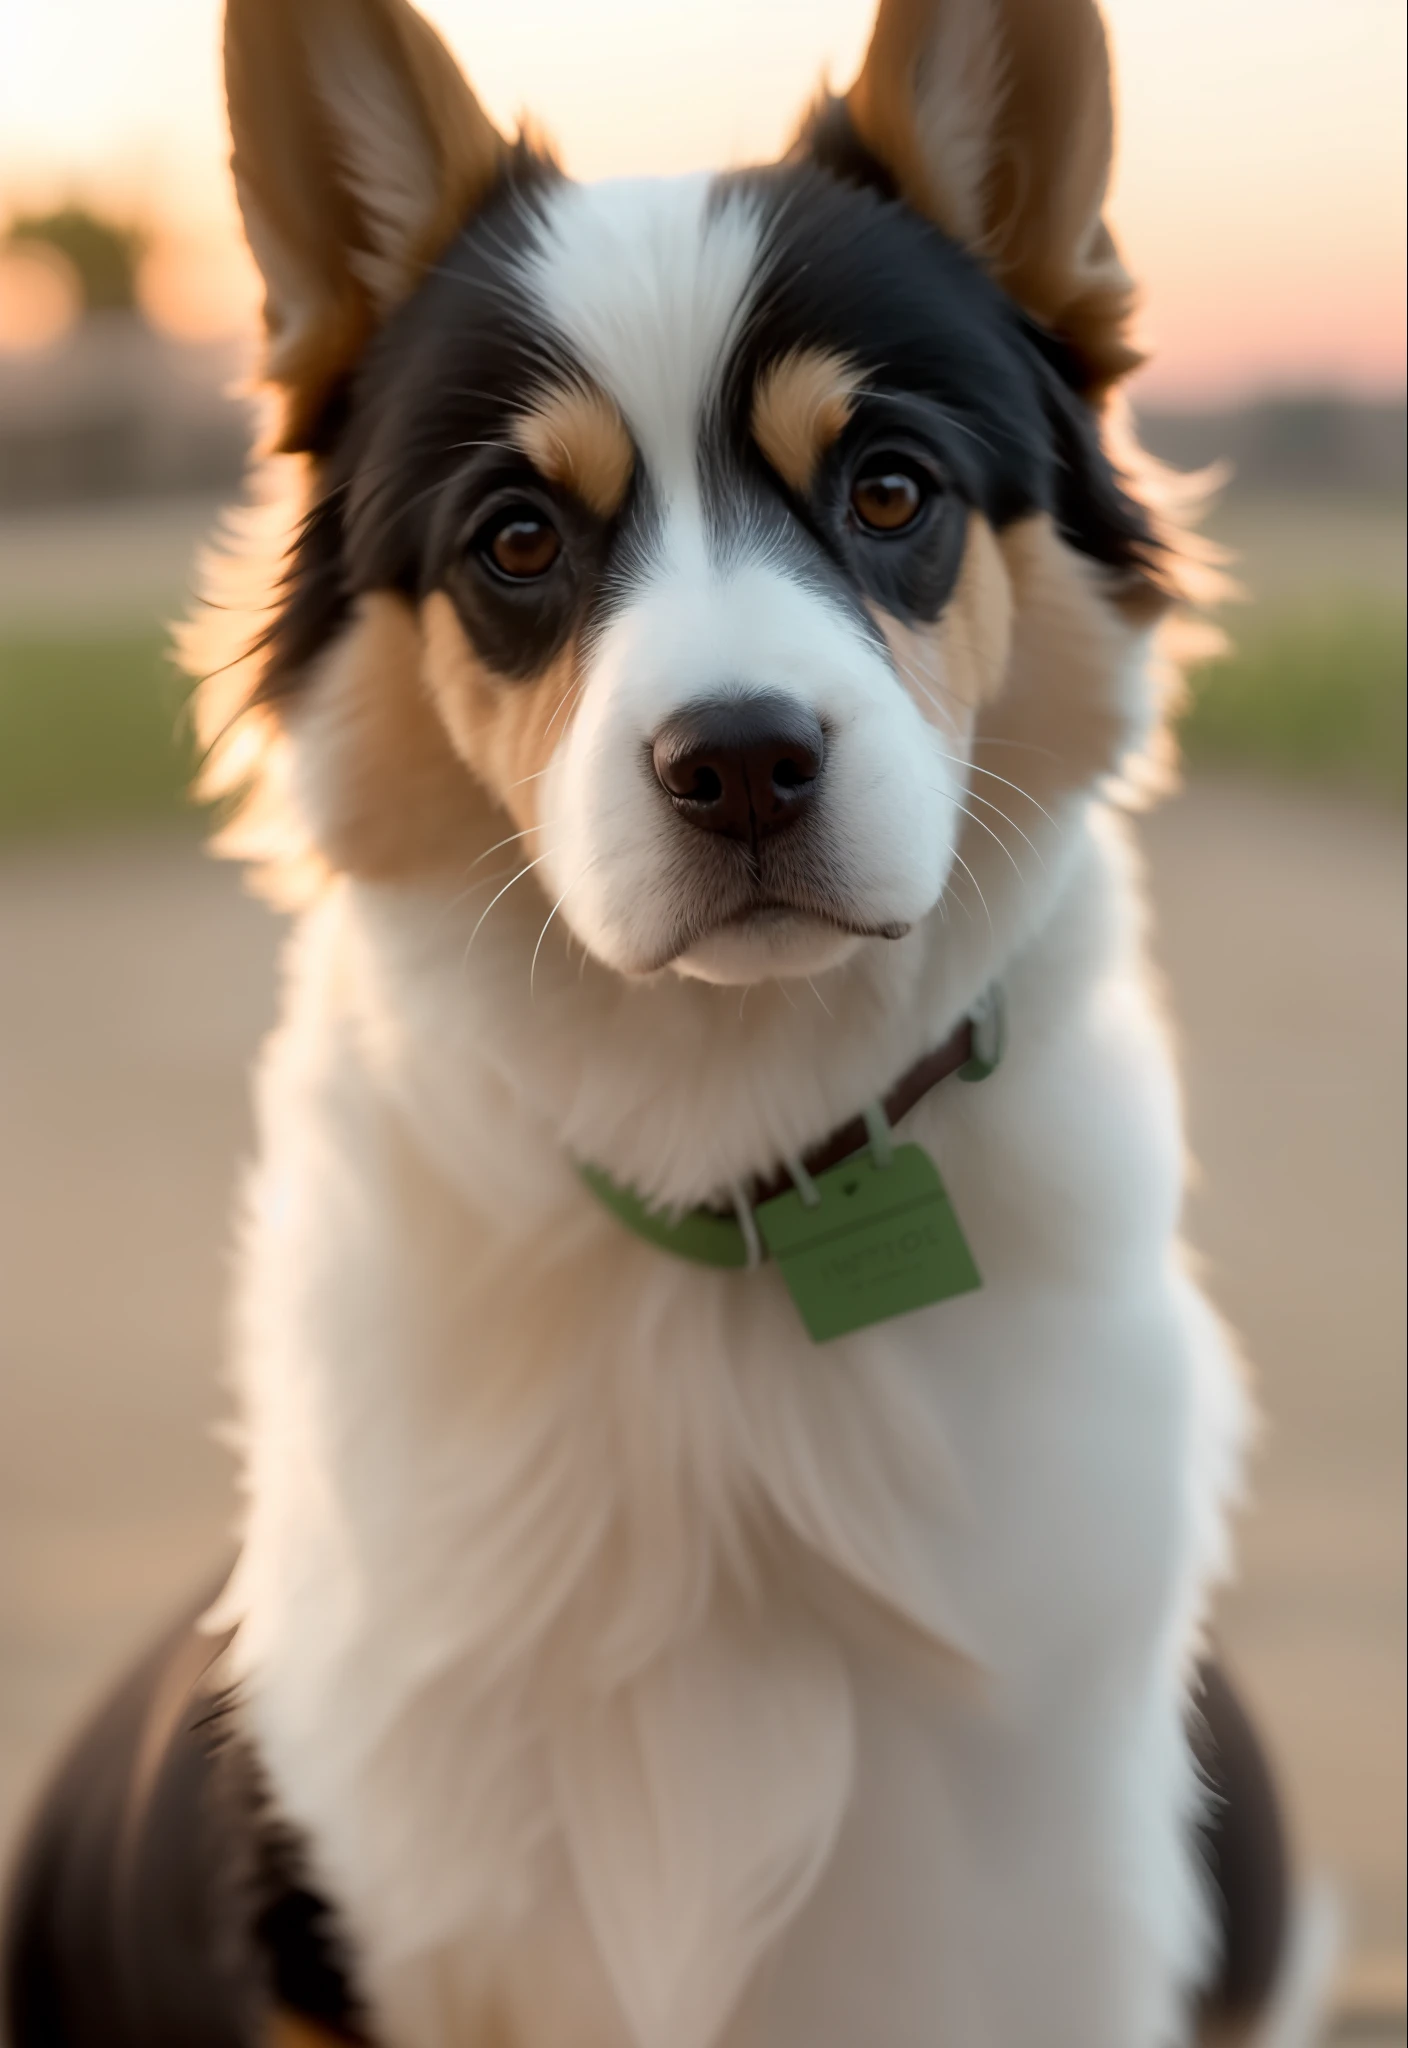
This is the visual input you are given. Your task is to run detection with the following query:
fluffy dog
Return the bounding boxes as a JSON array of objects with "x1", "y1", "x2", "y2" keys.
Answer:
[{"x1": 5, "y1": 0, "x2": 1331, "y2": 2043}]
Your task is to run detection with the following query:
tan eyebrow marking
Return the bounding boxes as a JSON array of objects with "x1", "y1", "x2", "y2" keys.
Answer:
[
  {"x1": 751, "y1": 347, "x2": 863, "y2": 494},
  {"x1": 512, "y1": 381, "x2": 635, "y2": 518}
]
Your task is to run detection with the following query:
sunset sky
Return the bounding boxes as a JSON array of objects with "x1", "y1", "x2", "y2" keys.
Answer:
[{"x1": 1, "y1": 0, "x2": 1403, "y2": 402}]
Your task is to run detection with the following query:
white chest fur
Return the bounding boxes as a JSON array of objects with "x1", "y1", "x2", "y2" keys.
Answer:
[{"x1": 216, "y1": 809, "x2": 1247, "y2": 2048}]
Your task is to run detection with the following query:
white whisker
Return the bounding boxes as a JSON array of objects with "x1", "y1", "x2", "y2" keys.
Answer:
[
  {"x1": 956, "y1": 786, "x2": 1047, "y2": 865},
  {"x1": 948, "y1": 847, "x2": 993, "y2": 934},
  {"x1": 463, "y1": 854, "x2": 552, "y2": 964},
  {"x1": 543, "y1": 673, "x2": 584, "y2": 741},
  {"x1": 928, "y1": 745, "x2": 1061, "y2": 830},
  {"x1": 530, "y1": 883, "x2": 575, "y2": 1001},
  {"x1": 466, "y1": 826, "x2": 536, "y2": 873},
  {"x1": 952, "y1": 801, "x2": 1027, "y2": 883}
]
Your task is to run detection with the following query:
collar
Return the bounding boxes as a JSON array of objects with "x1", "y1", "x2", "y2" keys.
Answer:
[{"x1": 579, "y1": 987, "x2": 1004, "y2": 1271}]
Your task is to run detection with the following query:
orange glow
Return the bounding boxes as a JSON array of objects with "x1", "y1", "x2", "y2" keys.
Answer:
[
  {"x1": 138, "y1": 229, "x2": 261, "y2": 344},
  {"x1": 0, "y1": 242, "x2": 82, "y2": 353}
]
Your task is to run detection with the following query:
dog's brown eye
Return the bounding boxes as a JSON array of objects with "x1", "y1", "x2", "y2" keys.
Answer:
[
  {"x1": 484, "y1": 513, "x2": 561, "y2": 581},
  {"x1": 850, "y1": 468, "x2": 925, "y2": 534}
]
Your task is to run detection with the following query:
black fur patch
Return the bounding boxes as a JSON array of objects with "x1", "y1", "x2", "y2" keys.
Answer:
[
  {"x1": 2, "y1": 1587, "x2": 367, "y2": 2048},
  {"x1": 787, "y1": 90, "x2": 900, "y2": 205},
  {"x1": 1192, "y1": 1658, "x2": 1293, "y2": 2023}
]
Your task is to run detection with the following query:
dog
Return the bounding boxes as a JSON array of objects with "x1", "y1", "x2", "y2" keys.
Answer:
[{"x1": 3, "y1": 0, "x2": 1335, "y2": 2042}]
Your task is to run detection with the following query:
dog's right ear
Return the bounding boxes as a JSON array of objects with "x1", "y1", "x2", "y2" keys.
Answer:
[{"x1": 224, "y1": 0, "x2": 507, "y2": 451}]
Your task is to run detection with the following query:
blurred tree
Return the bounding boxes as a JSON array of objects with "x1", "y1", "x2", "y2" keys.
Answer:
[{"x1": 6, "y1": 206, "x2": 149, "y2": 316}]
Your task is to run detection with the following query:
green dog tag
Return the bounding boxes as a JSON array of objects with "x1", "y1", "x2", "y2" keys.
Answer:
[{"x1": 754, "y1": 1143, "x2": 981, "y2": 1343}]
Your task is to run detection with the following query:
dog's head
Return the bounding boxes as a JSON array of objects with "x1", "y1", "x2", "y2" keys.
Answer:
[{"x1": 201, "y1": 0, "x2": 1173, "y2": 985}]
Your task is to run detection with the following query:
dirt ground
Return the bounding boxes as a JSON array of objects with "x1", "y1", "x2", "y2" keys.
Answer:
[{"x1": 0, "y1": 782, "x2": 1403, "y2": 2041}]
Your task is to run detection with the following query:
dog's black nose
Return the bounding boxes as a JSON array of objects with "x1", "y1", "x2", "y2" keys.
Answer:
[{"x1": 651, "y1": 694, "x2": 824, "y2": 844}]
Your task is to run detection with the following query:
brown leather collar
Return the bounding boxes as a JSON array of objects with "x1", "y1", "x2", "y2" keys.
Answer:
[{"x1": 746, "y1": 1013, "x2": 976, "y2": 1207}]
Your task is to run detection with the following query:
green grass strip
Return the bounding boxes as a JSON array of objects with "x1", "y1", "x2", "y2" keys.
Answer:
[
  {"x1": 0, "y1": 597, "x2": 1401, "y2": 841},
  {"x1": 1183, "y1": 596, "x2": 1405, "y2": 798},
  {"x1": 0, "y1": 630, "x2": 199, "y2": 838}
]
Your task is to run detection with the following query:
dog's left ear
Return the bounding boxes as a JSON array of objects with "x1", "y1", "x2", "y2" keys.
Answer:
[
  {"x1": 225, "y1": 0, "x2": 508, "y2": 451},
  {"x1": 800, "y1": 0, "x2": 1139, "y2": 393}
]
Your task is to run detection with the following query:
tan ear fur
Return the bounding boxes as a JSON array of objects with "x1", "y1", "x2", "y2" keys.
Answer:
[
  {"x1": 843, "y1": 0, "x2": 1140, "y2": 391},
  {"x1": 225, "y1": 0, "x2": 506, "y2": 451}
]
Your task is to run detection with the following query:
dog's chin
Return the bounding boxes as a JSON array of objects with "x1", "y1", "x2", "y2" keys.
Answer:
[{"x1": 669, "y1": 907, "x2": 871, "y2": 987}]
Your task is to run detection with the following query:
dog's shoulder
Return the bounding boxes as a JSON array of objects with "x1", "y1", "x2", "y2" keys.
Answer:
[{"x1": 2, "y1": 1586, "x2": 367, "y2": 2048}]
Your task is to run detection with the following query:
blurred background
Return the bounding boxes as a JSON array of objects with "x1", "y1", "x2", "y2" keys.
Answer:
[{"x1": 0, "y1": 1, "x2": 1403, "y2": 2038}]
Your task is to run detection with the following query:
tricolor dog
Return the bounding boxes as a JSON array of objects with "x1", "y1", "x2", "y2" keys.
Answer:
[{"x1": 4, "y1": 0, "x2": 1332, "y2": 2043}]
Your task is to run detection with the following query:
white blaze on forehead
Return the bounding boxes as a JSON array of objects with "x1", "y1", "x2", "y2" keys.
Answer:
[{"x1": 519, "y1": 177, "x2": 762, "y2": 507}]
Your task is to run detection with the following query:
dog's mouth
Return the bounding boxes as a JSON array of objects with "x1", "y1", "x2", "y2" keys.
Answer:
[
  {"x1": 637, "y1": 891, "x2": 912, "y2": 976},
  {"x1": 719, "y1": 900, "x2": 910, "y2": 943}
]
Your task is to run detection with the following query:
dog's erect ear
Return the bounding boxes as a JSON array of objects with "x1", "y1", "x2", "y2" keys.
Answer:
[
  {"x1": 224, "y1": 0, "x2": 507, "y2": 450},
  {"x1": 820, "y1": 0, "x2": 1139, "y2": 392}
]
